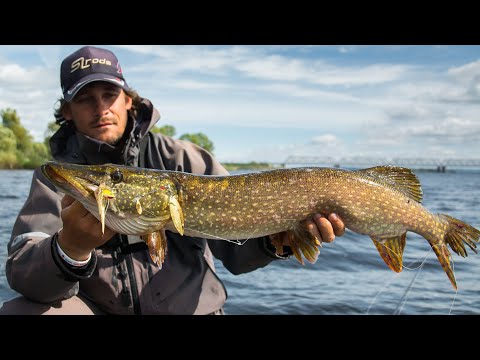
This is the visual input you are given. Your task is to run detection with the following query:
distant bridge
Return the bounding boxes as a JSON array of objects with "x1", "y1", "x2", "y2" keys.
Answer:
[{"x1": 283, "y1": 156, "x2": 480, "y2": 172}]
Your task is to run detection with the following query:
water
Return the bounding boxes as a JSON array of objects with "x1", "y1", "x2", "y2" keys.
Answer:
[
  {"x1": 1, "y1": 168, "x2": 479, "y2": 314},
  {"x1": 0, "y1": 170, "x2": 33, "y2": 305}
]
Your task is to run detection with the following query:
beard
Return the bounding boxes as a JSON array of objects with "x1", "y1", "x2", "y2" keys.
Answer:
[
  {"x1": 104, "y1": 116, "x2": 133, "y2": 147},
  {"x1": 105, "y1": 133, "x2": 124, "y2": 147}
]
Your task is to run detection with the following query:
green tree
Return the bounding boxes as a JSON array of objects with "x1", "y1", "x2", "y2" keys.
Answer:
[
  {"x1": 44, "y1": 121, "x2": 60, "y2": 157},
  {"x1": 0, "y1": 108, "x2": 51, "y2": 169},
  {"x1": 0, "y1": 125, "x2": 19, "y2": 168},
  {"x1": 151, "y1": 124, "x2": 215, "y2": 154},
  {"x1": 44, "y1": 121, "x2": 60, "y2": 148},
  {"x1": 0, "y1": 125, "x2": 17, "y2": 152},
  {"x1": 0, "y1": 152, "x2": 18, "y2": 169},
  {"x1": 23, "y1": 142, "x2": 50, "y2": 169},
  {"x1": 151, "y1": 124, "x2": 176, "y2": 137},
  {"x1": 1, "y1": 108, "x2": 33, "y2": 154},
  {"x1": 179, "y1": 132, "x2": 215, "y2": 154}
]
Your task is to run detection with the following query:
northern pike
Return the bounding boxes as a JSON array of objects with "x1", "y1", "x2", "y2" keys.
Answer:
[{"x1": 41, "y1": 161, "x2": 480, "y2": 290}]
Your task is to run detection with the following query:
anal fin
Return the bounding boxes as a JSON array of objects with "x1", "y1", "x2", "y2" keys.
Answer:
[
  {"x1": 371, "y1": 233, "x2": 406, "y2": 273},
  {"x1": 141, "y1": 230, "x2": 168, "y2": 269}
]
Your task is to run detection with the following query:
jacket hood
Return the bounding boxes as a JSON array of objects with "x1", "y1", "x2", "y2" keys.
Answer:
[{"x1": 49, "y1": 97, "x2": 160, "y2": 165}]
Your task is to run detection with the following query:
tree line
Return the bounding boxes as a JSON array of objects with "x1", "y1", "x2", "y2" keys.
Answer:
[{"x1": 0, "y1": 108, "x2": 214, "y2": 169}]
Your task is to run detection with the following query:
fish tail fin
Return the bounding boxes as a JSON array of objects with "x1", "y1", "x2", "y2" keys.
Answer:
[
  {"x1": 429, "y1": 215, "x2": 480, "y2": 290},
  {"x1": 439, "y1": 214, "x2": 479, "y2": 257},
  {"x1": 287, "y1": 223, "x2": 322, "y2": 265}
]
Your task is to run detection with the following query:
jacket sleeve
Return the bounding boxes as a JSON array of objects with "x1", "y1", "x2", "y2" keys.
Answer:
[
  {"x1": 157, "y1": 136, "x2": 286, "y2": 274},
  {"x1": 207, "y1": 236, "x2": 287, "y2": 275},
  {"x1": 5, "y1": 167, "x2": 96, "y2": 304}
]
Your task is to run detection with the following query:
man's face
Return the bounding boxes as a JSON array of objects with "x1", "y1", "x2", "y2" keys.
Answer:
[{"x1": 62, "y1": 82, "x2": 132, "y2": 145}]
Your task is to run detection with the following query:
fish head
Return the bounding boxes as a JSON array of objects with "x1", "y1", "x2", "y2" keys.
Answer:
[{"x1": 41, "y1": 161, "x2": 184, "y2": 235}]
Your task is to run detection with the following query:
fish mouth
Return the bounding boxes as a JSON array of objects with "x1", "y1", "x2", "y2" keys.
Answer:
[
  {"x1": 41, "y1": 162, "x2": 100, "y2": 198},
  {"x1": 43, "y1": 164, "x2": 69, "y2": 185},
  {"x1": 42, "y1": 161, "x2": 115, "y2": 234}
]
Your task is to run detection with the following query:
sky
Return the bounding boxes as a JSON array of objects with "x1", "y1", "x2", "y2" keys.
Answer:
[{"x1": 0, "y1": 45, "x2": 479, "y2": 164}]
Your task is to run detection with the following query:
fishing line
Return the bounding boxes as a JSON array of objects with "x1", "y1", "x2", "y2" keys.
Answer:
[
  {"x1": 367, "y1": 244, "x2": 433, "y2": 314},
  {"x1": 183, "y1": 217, "x2": 301, "y2": 245},
  {"x1": 183, "y1": 227, "x2": 249, "y2": 245},
  {"x1": 391, "y1": 246, "x2": 434, "y2": 314},
  {"x1": 402, "y1": 247, "x2": 433, "y2": 271},
  {"x1": 384, "y1": 242, "x2": 459, "y2": 314},
  {"x1": 449, "y1": 285, "x2": 458, "y2": 315},
  {"x1": 366, "y1": 272, "x2": 401, "y2": 314},
  {"x1": 393, "y1": 262, "x2": 424, "y2": 315}
]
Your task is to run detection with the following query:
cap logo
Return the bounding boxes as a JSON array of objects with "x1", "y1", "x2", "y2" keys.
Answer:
[{"x1": 71, "y1": 57, "x2": 113, "y2": 73}]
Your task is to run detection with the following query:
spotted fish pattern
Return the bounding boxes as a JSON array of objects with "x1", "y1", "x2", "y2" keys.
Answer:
[{"x1": 41, "y1": 162, "x2": 480, "y2": 289}]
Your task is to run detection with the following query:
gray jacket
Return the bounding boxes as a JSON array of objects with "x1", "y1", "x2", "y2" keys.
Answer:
[{"x1": 6, "y1": 98, "x2": 282, "y2": 314}]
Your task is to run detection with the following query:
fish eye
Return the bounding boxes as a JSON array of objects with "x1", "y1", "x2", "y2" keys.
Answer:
[{"x1": 110, "y1": 169, "x2": 123, "y2": 183}]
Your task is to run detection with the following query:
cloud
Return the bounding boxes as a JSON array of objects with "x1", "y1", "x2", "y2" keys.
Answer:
[
  {"x1": 447, "y1": 59, "x2": 480, "y2": 82},
  {"x1": 155, "y1": 96, "x2": 383, "y2": 131},
  {"x1": 1, "y1": 45, "x2": 479, "y2": 163},
  {"x1": 117, "y1": 45, "x2": 413, "y2": 87},
  {"x1": 404, "y1": 117, "x2": 480, "y2": 140},
  {"x1": 0, "y1": 64, "x2": 53, "y2": 89},
  {"x1": 257, "y1": 83, "x2": 361, "y2": 102},
  {"x1": 360, "y1": 111, "x2": 480, "y2": 160},
  {"x1": 338, "y1": 46, "x2": 357, "y2": 54},
  {"x1": 310, "y1": 134, "x2": 341, "y2": 146},
  {"x1": 236, "y1": 57, "x2": 411, "y2": 86},
  {"x1": 171, "y1": 79, "x2": 231, "y2": 91},
  {"x1": 115, "y1": 45, "x2": 252, "y2": 77}
]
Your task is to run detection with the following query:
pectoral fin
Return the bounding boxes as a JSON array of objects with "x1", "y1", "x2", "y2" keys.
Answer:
[
  {"x1": 371, "y1": 233, "x2": 406, "y2": 273},
  {"x1": 169, "y1": 196, "x2": 184, "y2": 236},
  {"x1": 142, "y1": 230, "x2": 168, "y2": 268}
]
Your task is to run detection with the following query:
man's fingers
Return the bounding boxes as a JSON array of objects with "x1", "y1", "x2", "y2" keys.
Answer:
[
  {"x1": 328, "y1": 213, "x2": 345, "y2": 236},
  {"x1": 303, "y1": 218, "x2": 323, "y2": 244},
  {"x1": 313, "y1": 214, "x2": 335, "y2": 243}
]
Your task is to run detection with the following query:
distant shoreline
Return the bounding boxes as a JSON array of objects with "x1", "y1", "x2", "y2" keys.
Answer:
[
  {"x1": 0, "y1": 168, "x2": 35, "y2": 171},
  {"x1": 221, "y1": 162, "x2": 283, "y2": 171}
]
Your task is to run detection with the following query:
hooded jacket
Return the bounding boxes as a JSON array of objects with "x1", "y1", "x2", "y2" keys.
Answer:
[{"x1": 6, "y1": 98, "x2": 283, "y2": 314}]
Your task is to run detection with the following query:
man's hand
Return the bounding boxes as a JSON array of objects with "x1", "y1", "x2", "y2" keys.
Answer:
[
  {"x1": 301, "y1": 213, "x2": 345, "y2": 244},
  {"x1": 269, "y1": 213, "x2": 345, "y2": 251},
  {"x1": 57, "y1": 194, "x2": 116, "y2": 261}
]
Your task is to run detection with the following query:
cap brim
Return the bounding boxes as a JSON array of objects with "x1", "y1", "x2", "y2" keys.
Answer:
[{"x1": 63, "y1": 73, "x2": 130, "y2": 102}]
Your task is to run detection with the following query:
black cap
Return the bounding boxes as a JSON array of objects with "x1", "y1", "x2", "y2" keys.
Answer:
[{"x1": 60, "y1": 46, "x2": 130, "y2": 102}]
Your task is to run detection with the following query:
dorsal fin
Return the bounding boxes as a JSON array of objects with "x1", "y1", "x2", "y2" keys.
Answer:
[{"x1": 357, "y1": 166, "x2": 423, "y2": 203}]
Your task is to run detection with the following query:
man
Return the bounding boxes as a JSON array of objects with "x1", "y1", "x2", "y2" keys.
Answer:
[{"x1": 0, "y1": 46, "x2": 345, "y2": 315}]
